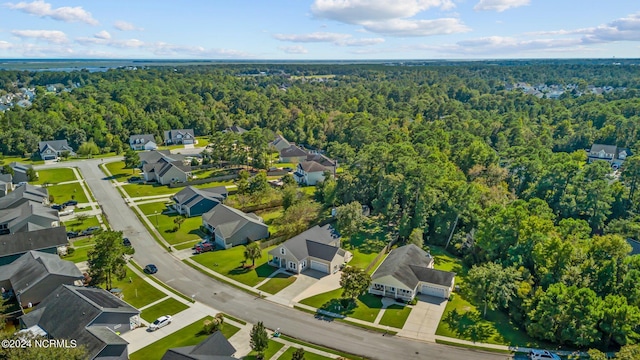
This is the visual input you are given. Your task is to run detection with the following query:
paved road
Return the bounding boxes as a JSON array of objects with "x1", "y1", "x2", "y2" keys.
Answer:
[{"x1": 38, "y1": 158, "x2": 509, "y2": 360}]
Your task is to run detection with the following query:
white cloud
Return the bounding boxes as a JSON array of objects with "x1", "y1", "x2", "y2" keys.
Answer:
[
  {"x1": 311, "y1": 0, "x2": 454, "y2": 24},
  {"x1": 114, "y1": 20, "x2": 142, "y2": 31},
  {"x1": 273, "y1": 31, "x2": 385, "y2": 47},
  {"x1": 362, "y1": 18, "x2": 470, "y2": 37},
  {"x1": 279, "y1": 45, "x2": 308, "y2": 54},
  {"x1": 0, "y1": 41, "x2": 12, "y2": 49},
  {"x1": 5, "y1": 0, "x2": 98, "y2": 25},
  {"x1": 94, "y1": 30, "x2": 111, "y2": 40},
  {"x1": 76, "y1": 36, "x2": 144, "y2": 48},
  {"x1": 310, "y1": 0, "x2": 467, "y2": 37},
  {"x1": 11, "y1": 29, "x2": 68, "y2": 44},
  {"x1": 474, "y1": 0, "x2": 530, "y2": 12}
]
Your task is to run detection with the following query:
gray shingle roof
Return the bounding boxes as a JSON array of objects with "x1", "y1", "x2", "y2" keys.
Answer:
[
  {"x1": 164, "y1": 129, "x2": 195, "y2": 142},
  {"x1": 276, "y1": 224, "x2": 341, "y2": 261},
  {"x1": 20, "y1": 284, "x2": 138, "y2": 359},
  {"x1": 299, "y1": 161, "x2": 331, "y2": 173},
  {"x1": 0, "y1": 226, "x2": 68, "y2": 258},
  {"x1": 627, "y1": 238, "x2": 640, "y2": 256},
  {"x1": 589, "y1": 144, "x2": 617, "y2": 155},
  {"x1": 372, "y1": 244, "x2": 455, "y2": 289},
  {"x1": 224, "y1": 125, "x2": 247, "y2": 134},
  {"x1": 202, "y1": 205, "x2": 265, "y2": 239},
  {"x1": 129, "y1": 134, "x2": 155, "y2": 145},
  {"x1": 0, "y1": 250, "x2": 82, "y2": 295},
  {"x1": 162, "y1": 331, "x2": 236, "y2": 360},
  {"x1": 280, "y1": 145, "x2": 308, "y2": 158},
  {"x1": 138, "y1": 150, "x2": 183, "y2": 165},
  {"x1": 306, "y1": 153, "x2": 336, "y2": 168},
  {"x1": 0, "y1": 184, "x2": 47, "y2": 210},
  {"x1": 38, "y1": 140, "x2": 74, "y2": 153},
  {"x1": 0, "y1": 201, "x2": 59, "y2": 234},
  {"x1": 173, "y1": 186, "x2": 226, "y2": 210}
]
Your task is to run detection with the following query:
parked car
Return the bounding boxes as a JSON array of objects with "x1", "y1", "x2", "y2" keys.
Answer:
[
  {"x1": 63, "y1": 200, "x2": 78, "y2": 206},
  {"x1": 59, "y1": 209, "x2": 74, "y2": 216},
  {"x1": 148, "y1": 315, "x2": 172, "y2": 331},
  {"x1": 128, "y1": 176, "x2": 141, "y2": 183},
  {"x1": 67, "y1": 231, "x2": 79, "y2": 238},
  {"x1": 529, "y1": 350, "x2": 561, "y2": 360},
  {"x1": 283, "y1": 167, "x2": 293, "y2": 171},
  {"x1": 143, "y1": 264, "x2": 158, "y2": 274},
  {"x1": 81, "y1": 226, "x2": 101, "y2": 236},
  {"x1": 123, "y1": 238, "x2": 131, "y2": 247},
  {"x1": 51, "y1": 204, "x2": 66, "y2": 211},
  {"x1": 194, "y1": 242, "x2": 213, "y2": 254}
]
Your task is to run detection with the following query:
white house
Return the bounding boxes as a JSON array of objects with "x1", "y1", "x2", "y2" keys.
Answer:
[
  {"x1": 293, "y1": 161, "x2": 333, "y2": 186},
  {"x1": 369, "y1": 244, "x2": 456, "y2": 301},
  {"x1": 129, "y1": 134, "x2": 157, "y2": 151}
]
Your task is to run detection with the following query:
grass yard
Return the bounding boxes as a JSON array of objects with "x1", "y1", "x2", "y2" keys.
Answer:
[
  {"x1": 0, "y1": 155, "x2": 42, "y2": 165},
  {"x1": 257, "y1": 272, "x2": 296, "y2": 294},
  {"x1": 277, "y1": 347, "x2": 334, "y2": 360},
  {"x1": 47, "y1": 182, "x2": 89, "y2": 203},
  {"x1": 110, "y1": 267, "x2": 166, "y2": 309},
  {"x1": 137, "y1": 201, "x2": 172, "y2": 216},
  {"x1": 122, "y1": 183, "x2": 179, "y2": 198},
  {"x1": 140, "y1": 298, "x2": 189, "y2": 322},
  {"x1": 299, "y1": 288, "x2": 383, "y2": 322},
  {"x1": 345, "y1": 220, "x2": 388, "y2": 270},
  {"x1": 379, "y1": 304, "x2": 412, "y2": 329},
  {"x1": 32, "y1": 167, "x2": 76, "y2": 185},
  {"x1": 130, "y1": 317, "x2": 240, "y2": 360},
  {"x1": 191, "y1": 244, "x2": 277, "y2": 287},
  {"x1": 192, "y1": 180, "x2": 235, "y2": 190},
  {"x1": 175, "y1": 240, "x2": 201, "y2": 250},
  {"x1": 255, "y1": 207, "x2": 283, "y2": 234},
  {"x1": 62, "y1": 244, "x2": 92, "y2": 263},
  {"x1": 152, "y1": 213, "x2": 205, "y2": 245},
  {"x1": 104, "y1": 161, "x2": 139, "y2": 180},
  {"x1": 243, "y1": 340, "x2": 285, "y2": 360},
  {"x1": 63, "y1": 215, "x2": 100, "y2": 232}
]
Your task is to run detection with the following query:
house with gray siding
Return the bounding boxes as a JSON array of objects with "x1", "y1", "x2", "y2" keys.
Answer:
[
  {"x1": 129, "y1": 134, "x2": 157, "y2": 151},
  {"x1": 0, "y1": 174, "x2": 11, "y2": 197},
  {"x1": 8, "y1": 162, "x2": 34, "y2": 184},
  {"x1": 0, "y1": 201, "x2": 59, "y2": 235},
  {"x1": 0, "y1": 250, "x2": 82, "y2": 308},
  {"x1": 162, "y1": 331, "x2": 237, "y2": 360},
  {"x1": 279, "y1": 144, "x2": 308, "y2": 163},
  {"x1": 172, "y1": 186, "x2": 227, "y2": 217},
  {"x1": 0, "y1": 184, "x2": 48, "y2": 210},
  {"x1": 268, "y1": 224, "x2": 350, "y2": 274},
  {"x1": 0, "y1": 226, "x2": 69, "y2": 266},
  {"x1": 369, "y1": 244, "x2": 456, "y2": 301},
  {"x1": 20, "y1": 284, "x2": 140, "y2": 360},
  {"x1": 269, "y1": 134, "x2": 291, "y2": 152},
  {"x1": 38, "y1": 140, "x2": 75, "y2": 161},
  {"x1": 164, "y1": 129, "x2": 195, "y2": 145},
  {"x1": 202, "y1": 205, "x2": 268, "y2": 249}
]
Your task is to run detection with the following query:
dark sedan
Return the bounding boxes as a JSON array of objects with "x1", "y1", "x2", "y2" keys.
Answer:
[{"x1": 143, "y1": 264, "x2": 158, "y2": 274}]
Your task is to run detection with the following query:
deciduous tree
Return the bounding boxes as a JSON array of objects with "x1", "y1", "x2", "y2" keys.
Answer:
[
  {"x1": 250, "y1": 321, "x2": 269, "y2": 359},
  {"x1": 340, "y1": 266, "x2": 371, "y2": 302},
  {"x1": 87, "y1": 230, "x2": 128, "y2": 290}
]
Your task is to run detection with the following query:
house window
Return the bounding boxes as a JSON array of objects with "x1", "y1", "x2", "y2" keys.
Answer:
[
  {"x1": 280, "y1": 248, "x2": 286, "y2": 255},
  {"x1": 373, "y1": 284, "x2": 383, "y2": 290},
  {"x1": 289, "y1": 262, "x2": 296, "y2": 270},
  {"x1": 301, "y1": 260, "x2": 306, "y2": 268}
]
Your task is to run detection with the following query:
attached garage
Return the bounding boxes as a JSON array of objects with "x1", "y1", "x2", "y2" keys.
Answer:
[
  {"x1": 420, "y1": 284, "x2": 447, "y2": 298},
  {"x1": 310, "y1": 260, "x2": 329, "y2": 273}
]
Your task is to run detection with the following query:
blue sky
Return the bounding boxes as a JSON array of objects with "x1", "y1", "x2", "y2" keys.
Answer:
[{"x1": 0, "y1": 0, "x2": 638, "y2": 59}]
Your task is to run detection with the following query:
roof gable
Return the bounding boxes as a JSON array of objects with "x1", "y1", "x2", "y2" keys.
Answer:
[
  {"x1": 202, "y1": 205, "x2": 265, "y2": 238},
  {"x1": 371, "y1": 244, "x2": 435, "y2": 289},
  {"x1": 274, "y1": 224, "x2": 341, "y2": 261},
  {"x1": 0, "y1": 226, "x2": 68, "y2": 257}
]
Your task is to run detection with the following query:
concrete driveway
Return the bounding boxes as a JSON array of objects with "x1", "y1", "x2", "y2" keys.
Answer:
[
  {"x1": 268, "y1": 269, "x2": 326, "y2": 306},
  {"x1": 292, "y1": 270, "x2": 342, "y2": 303},
  {"x1": 397, "y1": 294, "x2": 448, "y2": 341}
]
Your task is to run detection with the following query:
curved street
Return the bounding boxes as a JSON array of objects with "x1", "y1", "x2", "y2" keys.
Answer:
[{"x1": 38, "y1": 158, "x2": 509, "y2": 360}]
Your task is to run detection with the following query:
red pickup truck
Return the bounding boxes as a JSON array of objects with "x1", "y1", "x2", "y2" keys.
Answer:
[{"x1": 194, "y1": 242, "x2": 213, "y2": 254}]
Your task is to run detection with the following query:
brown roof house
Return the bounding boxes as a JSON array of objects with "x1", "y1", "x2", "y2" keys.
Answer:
[
  {"x1": 369, "y1": 244, "x2": 456, "y2": 301},
  {"x1": 202, "y1": 205, "x2": 268, "y2": 249}
]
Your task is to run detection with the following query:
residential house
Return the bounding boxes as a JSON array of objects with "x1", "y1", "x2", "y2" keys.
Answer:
[
  {"x1": 0, "y1": 184, "x2": 48, "y2": 209},
  {"x1": 0, "y1": 201, "x2": 59, "y2": 235},
  {"x1": 172, "y1": 186, "x2": 227, "y2": 217},
  {"x1": 202, "y1": 205, "x2": 269, "y2": 249},
  {"x1": 8, "y1": 162, "x2": 34, "y2": 184},
  {"x1": 587, "y1": 144, "x2": 631, "y2": 169},
  {"x1": 0, "y1": 174, "x2": 12, "y2": 197},
  {"x1": 293, "y1": 161, "x2": 333, "y2": 186},
  {"x1": 38, "y1": 140, "x2": 75, "y2": 161},
  {"x1": 306, "y1": 153, "x2": 337, "y2": 171},
  {"x1": 129, "y1": 134, "x2": 158, "y2": 151},
  {"x1": 20, "y1": 284, "x2": 140, "y2": 360},
  {"x1": 0, "y1": 227, "x2": 68, "y2": 266},
  {"x1": 143, "y1": 160, "x2": 192, "y2": 185},
  {"x1": 280, "y1": 144, "x2": 309, "y2": 163},
  {"x1": 369, "y1": 244, "x2": 456, "y2": 301},
  {"x1": 164, "y1": 129, "x2": 195, "y2": 145},
  {"x1": 268, "y1": 224, "x2": 350, "y2": 274},
  {"x1": 223, "y1": 125, "x2": 247, "y2": 134},
  {"x1": 269, "y1": 134, "x2": 291, "y2": 152},
  {"x1": 161, "y1": 331, "x2": 237, "y2": 360},
  {"x1": 0, "y1": 250, "x2": 83, "y2": 308},
  {"x1": 138, "y1": 150, "x2": 187, "y2": 166}
]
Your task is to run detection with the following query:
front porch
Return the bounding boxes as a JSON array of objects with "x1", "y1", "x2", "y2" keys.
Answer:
[{"x1": 369, "y1": 283, "x2": 414, "y2": 302}]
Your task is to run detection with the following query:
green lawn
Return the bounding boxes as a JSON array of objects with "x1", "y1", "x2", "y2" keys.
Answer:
[
  {"x1": 243, "y1": 340, "x2": 284, "y2": 360},
  {"x1": 255, "y1": 207, "x2": 283, "y2": 234},
  {"x1": 257, "y1": 273, "x2": 296, "y2": 294},
  {"x1": 345, "y1": 220, "x2": 387, "y2": 270},
  {"x1": 192, "y1": 180, "x2": 235, "y2": 190},
  {"x1": 46, "y1": 182, "x2": 89, "y2": 203},
  {"x1": 138, "y1": 201, "x2": 172, "y2": 216},
  {"x1": 62, "y1": 245, "x2": 92, "y2": 263},
  {"x1": 63, "y1": 215, "x2": 100, "y2": 232},
  {"x1": 152, "y1": 214, "x2": 205, "y2": 245},
  {"x1": 105, "y1": 161, "x2": 139, "y2": 180},
  {"x1": 299, "y1": 288, "x2": 383, "y2": 322},
  {"x1": 379, "y1": 304, "x2": 412, "y2": 329},
  {"x1": 175, "y1": 240, "x2": 201, "y2": 250},
  {"x1": 0, "y1": 155, "x2": 43, "y2": 165},
  {"x1": 130, "y1": 317, "x2": 240, "y2": 360},
  {"x1": 192, "y1": 245, "x2": 278, "y2": 286},
  {"x1": 277, "y1": 347, "x2": 334, "y2": 360},
  {"x1": 110, "y1": 267, "x2": 166, "y2": 309},
  {"x1": 32, "y1": 168, "x2": 77, "y2": 185},
  {"x1": 140, "y1": 298, "x2": 189, "y2": 322},
  {"x1": 123, "y1": 183, "x2": 180, "y2": 197}
]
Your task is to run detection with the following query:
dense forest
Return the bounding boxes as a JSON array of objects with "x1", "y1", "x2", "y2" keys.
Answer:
[{"x1": 2, "y1": 61, "x2": 640, "y2": 349}]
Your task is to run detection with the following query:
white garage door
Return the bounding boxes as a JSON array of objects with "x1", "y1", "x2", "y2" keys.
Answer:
[
  {"x1": 310, "y1": 260, "x2": 329, "y2": 273},
  {"x1": 421, "y1": 284, "x2": 446, "y2": 298}
]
